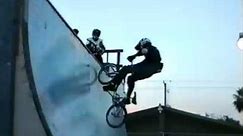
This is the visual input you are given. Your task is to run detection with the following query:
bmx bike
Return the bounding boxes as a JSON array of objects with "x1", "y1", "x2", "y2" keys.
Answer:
[
  {"x1": 98, "y1": 62, "x2": 136, "y2": 128},
  {"x1": 98, "y1": 62, "x2": 163, "y2": 128}
]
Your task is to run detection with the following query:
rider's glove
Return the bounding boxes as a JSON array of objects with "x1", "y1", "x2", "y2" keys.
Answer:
[{"x1": 127, "y1": 55, "x2": 136, "y2": 62}]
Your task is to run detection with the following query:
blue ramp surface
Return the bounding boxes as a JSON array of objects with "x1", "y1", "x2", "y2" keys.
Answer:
[{"x1": 23, "y1": 0, "x2": 127, "y2": 135}]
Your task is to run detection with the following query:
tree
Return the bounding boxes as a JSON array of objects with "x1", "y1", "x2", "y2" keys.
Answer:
[
  {"x1": 218, "y1": 115, "x2": 240, "y2": 126},
  {"x1": 205, "y1": 113, "x2": 241, "y2": 126},
  {"x1": 233, "y1": 87, "x2": 243, "y2": 112}
]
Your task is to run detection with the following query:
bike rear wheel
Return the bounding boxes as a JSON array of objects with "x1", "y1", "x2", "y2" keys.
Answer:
[
  {"x1": 98, "y1": 63, "x2": 118, "y2": 85},
  {"x1": 106, "y1": 104, "x2": 127, "y2": 128}
]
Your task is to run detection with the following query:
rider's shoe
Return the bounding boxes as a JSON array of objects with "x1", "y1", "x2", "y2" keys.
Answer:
[
  {"x1": 131, "y1": 92, "x2": 137, "y2": 105},
  {"x1": 103, "y1": 83, "x2": 116, "y2": 92}
]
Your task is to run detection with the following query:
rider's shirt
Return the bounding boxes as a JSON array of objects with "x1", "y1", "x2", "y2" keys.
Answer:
[
  {"x1": 136, "y1": 45, "x2": 162, "y2": 71},
  {"x1": 143, "y1": 45, "x2": 161, "y2": 63},
  {"x1": 135, "y1": 44, "x2": 161, "y2": 64},
  {"x1": 86, "y1": 37, "x2": 105, "y2": 54}
]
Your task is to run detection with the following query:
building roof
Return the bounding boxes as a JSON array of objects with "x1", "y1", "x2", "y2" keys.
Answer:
[{"x1": 127, "y1": 105, "x2": 243, "y2": 130}]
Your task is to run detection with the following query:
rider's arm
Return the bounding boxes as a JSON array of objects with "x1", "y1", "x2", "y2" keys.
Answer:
[
  {"x1": 133, "y1": 49, "x2": 143, "y2": 57},
  {"x1": 134, "y1": 42, "x2": 148, "y2": 56},
  {"x1": 135, "y1": 42, "x2": 141, "y2": 50},
  {"x1": 99, "y1": 40, "x2": 106, "y2": 53},
  {"x1": 133, "y1": 46, "x2": 149, "y2": 57},
  {"x1": 128, "y1": 43, "x2": 148, "y2": 62},
  {"x1": 127, "y1": 49, "x2": 144, "y2": 62}
]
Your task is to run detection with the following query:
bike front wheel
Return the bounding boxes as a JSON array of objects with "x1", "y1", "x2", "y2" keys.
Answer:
[
  {"x1": 106, "y1": 104, "x2": 127, "y2": 128},
  {"x1": 98, "y1": 63, "x2": 118, "y2": 85}
]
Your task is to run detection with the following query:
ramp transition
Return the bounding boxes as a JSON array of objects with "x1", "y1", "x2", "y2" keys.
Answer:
[{"x1": 14, "y1": 0, "x2": 127, "y2": 135}]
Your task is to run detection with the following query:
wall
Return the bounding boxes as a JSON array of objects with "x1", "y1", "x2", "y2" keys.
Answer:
[{"x1": 24, "y1": 0, "x2": 127, "y2": 135}]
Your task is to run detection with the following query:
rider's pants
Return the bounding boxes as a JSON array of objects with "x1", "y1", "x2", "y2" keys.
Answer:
[{"x1": 111, "y1": 62, "x2": 161, "y2": 98}]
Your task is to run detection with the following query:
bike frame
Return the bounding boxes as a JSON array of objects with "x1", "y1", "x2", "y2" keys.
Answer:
[{"x1": 107, "y1": 91, "x2": 125, "y2": 106}]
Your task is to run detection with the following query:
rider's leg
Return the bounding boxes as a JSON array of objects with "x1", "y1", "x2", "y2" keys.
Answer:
[
  {"x1": 124, "y1": 63, "x2": 157, "y2": 104},
  {"x1": 103, "y1": 65, "x2": 133, "y2": 91},
  {"x1": 95, "y1": 54, "x2": 103, "y2": 64},
  {"x1": 112, "y1": 65, "x2": 133, "y2": 85},
  {"x1": 113, "y1": 62, "x2": 151, "y2": 86},
  {"x1": 124, "y1": 75, "x2": 136, "y2": 104},
  {"x1": 126, "y1": 75, "x2": 135, "y2": 99}
]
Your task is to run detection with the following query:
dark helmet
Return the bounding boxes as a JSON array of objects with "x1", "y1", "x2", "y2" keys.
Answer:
[
  {"x1": 139, "y1": 38, "x2": 151, "y2": 46},
  {"x1": 135, "y1": 38, "x2": 152, "y2": 50},
  {"x1": 92, "y1": 29, "x2": 101, "y2": 37},
  {"x1": 73, "y1": 29, "x2": 79, "y2": 34}
]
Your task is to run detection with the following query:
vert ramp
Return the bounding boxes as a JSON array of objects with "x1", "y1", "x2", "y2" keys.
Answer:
[{"x1": 20, "y1": 0, "x2": 127, "y2": 135}]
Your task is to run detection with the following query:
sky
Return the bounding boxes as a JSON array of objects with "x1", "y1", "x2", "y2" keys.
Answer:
[{"x1": 49, "y1": 0, "x2": 243, "y2": 123}]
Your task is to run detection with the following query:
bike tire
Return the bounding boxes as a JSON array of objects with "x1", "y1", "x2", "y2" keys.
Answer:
[
  {"x1": 106, "y1": 104, "x2": 127, "y2": 128},
  {"x1": 98, "y1": 63, "x2": 118, "y2": 85}
]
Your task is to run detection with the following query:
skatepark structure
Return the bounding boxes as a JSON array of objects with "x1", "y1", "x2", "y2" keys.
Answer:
[{"x1": 0, "y1": 0, "x2": 127, "y2": 136}]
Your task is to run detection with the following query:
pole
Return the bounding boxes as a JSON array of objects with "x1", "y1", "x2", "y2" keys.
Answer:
[
  {"x1": 240, "y1": 0, "x2": 243, "y2": 85},
  {"x1": 163, "y1": 81, "x2": 167, "y2": 107}
]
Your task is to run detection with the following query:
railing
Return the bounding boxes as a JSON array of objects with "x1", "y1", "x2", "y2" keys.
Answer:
[{"x1": 104, "y1": 49, "x2": 123, "y2": 70}]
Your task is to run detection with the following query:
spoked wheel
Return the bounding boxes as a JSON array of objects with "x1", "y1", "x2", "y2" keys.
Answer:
[
  {"x1": 98, "y1": 63, "x2": 118, "y2": 85},
  {"x1": 106, "y1": 104, "x2": 127, "y2": 128}
]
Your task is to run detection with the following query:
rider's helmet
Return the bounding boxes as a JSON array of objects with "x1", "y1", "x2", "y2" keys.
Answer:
[
  {"x1": 73, "y1": 29, "x2": 79, "y2": 35},
  {"x1": 135, "y1": 38, "x2": 152, "y2": 50},
  {"x1": 92, "y1": 29, "x2": 101, "y2": 37},
  {"x1": 139, "y1": 38, "x2": 151, "y2": 47}
]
